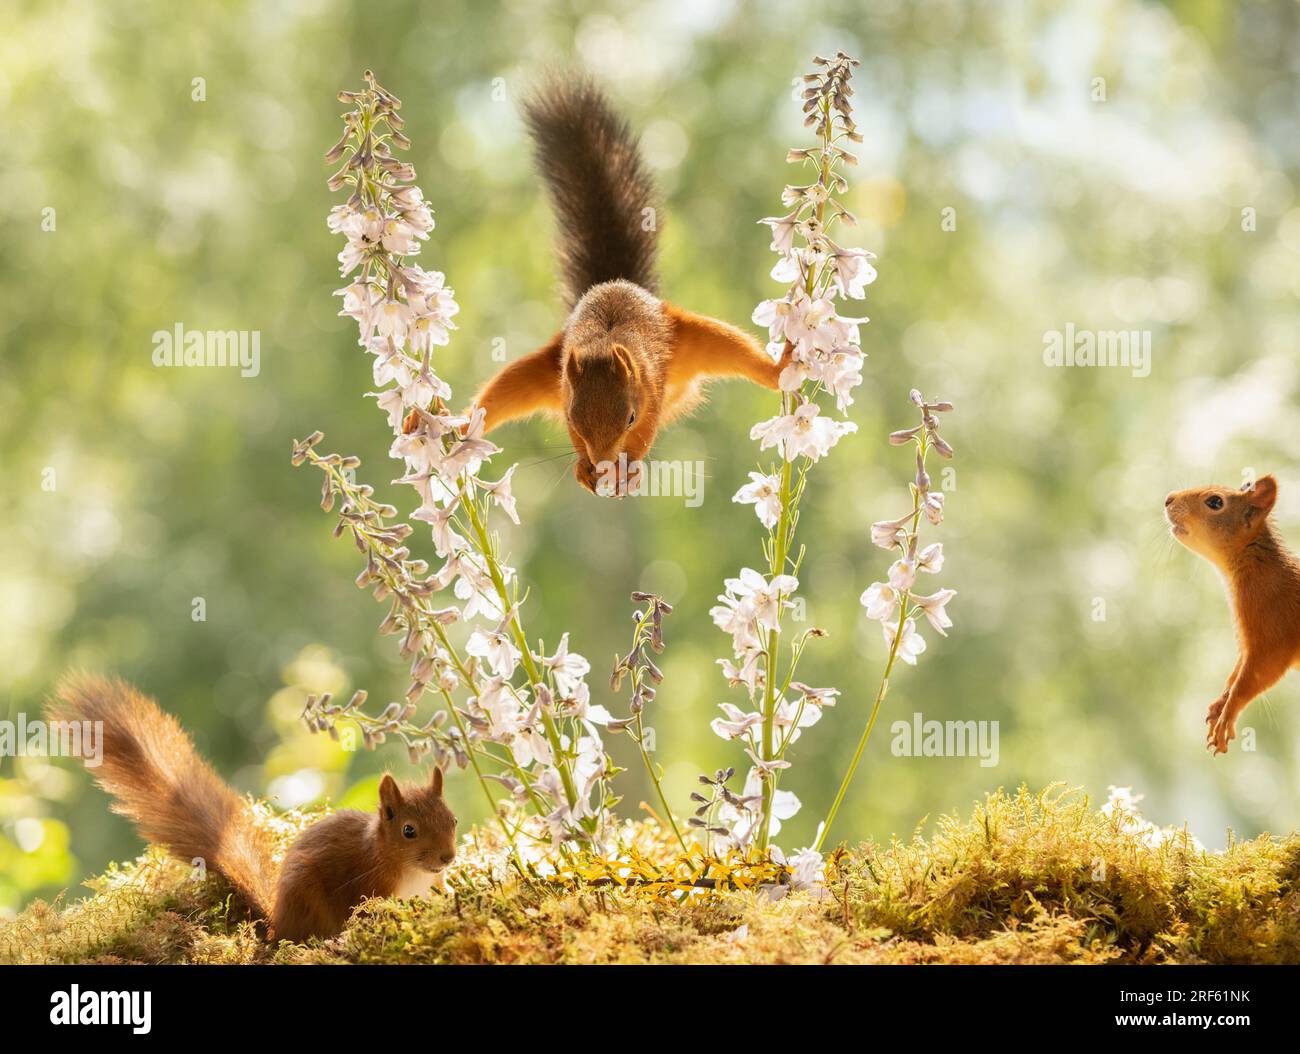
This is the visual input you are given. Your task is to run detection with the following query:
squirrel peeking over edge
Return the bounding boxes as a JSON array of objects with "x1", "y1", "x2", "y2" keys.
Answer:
[
  {"x1": 49, "y1": 676, "x2": 457, "y2": 943},
  {"x1": 1165, "y1": 474, "x2": 1300, "y2": 754},
  {"x1": 465, "y1": 75, "x2": 793, "y2": 495}
]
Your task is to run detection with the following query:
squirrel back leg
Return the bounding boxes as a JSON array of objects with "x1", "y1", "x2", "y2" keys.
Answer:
[
  {"x1": 471, "y1": 332, "x2": 565, "y2": 432},
  {"x1": 662, "y1": 303, "x2": 788, "y2": 392}
]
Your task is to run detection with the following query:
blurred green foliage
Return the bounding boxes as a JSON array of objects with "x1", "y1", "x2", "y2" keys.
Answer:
[{"x1": 3, "y1": 0, "x2": 1300, "y2": 913}]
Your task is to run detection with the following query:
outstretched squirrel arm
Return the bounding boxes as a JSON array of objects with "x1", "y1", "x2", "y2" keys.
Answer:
[
  {"x1": 662, "y1": 303, "x2": 785, "y2": 391},
  {"x1": 472, "y1": 331, "x2": 565, "y2": 432}
]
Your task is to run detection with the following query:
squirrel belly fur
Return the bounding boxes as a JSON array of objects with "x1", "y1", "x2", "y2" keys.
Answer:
[
  {"x1": 1165, "y1": 474, "x2": 1300, "y2": 754},
  {"x1": 49, "y1": 675, "x2": 457, "y2": 942},
  {"x1": 470, "y1": 74, "x2": 791, "y2": 494}
]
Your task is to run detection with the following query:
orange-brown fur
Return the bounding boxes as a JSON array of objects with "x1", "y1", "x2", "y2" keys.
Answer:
[
  {"x1": 1165, "y1": 475, "x2": 1300, "y2": 753},
  {"x1": 468, "y1": 75, "x2": 787, "y2": 495},
  {"x1": 50, "y1": 676, "x2": 457, "y2": 942},
  {"x1": 473, "y1": 285, "x2": 787, "y2": 493}
]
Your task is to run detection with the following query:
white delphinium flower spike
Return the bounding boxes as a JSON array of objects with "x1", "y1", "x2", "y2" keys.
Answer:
[{"x1": 714, "y1": 52, "x2": 873, "y2": 857}]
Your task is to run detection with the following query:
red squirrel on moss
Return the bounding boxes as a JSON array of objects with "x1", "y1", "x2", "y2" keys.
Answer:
[
  {"x1": 50, "y1": 676, "x2": 457, "y2": 942},
  {"x1": 1165, "y1": 474, "x2": 1300, "y2": 754},
  {"x1": 466, "y1": 76, "x2": 790, "y2": 495}
]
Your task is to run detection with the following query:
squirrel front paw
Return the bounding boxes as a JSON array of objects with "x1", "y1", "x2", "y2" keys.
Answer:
[
  {"x1": 574, "y1": 457, "x2": 598, "y2": 494},
  {"x1": 1207, "y1": 712, "x2": 1235, "y2": 755},
  {"x1": 1205, "y1": 694, "x2": 1234, "y2": 754}
]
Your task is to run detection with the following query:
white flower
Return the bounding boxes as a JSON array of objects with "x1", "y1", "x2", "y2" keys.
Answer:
[
  {"x1": 381, "y1": 217, "x2": 420, "y2": 254},
  {"x1": 911, "y1": 588, "x2": 956, "y2": 636},
  {"x1": 439, "y1": 407, "x2": 499, "y2": 479},
  {"x1": 375, "y1": 300, "x2": 411, "y2": 342},
  {"x1": 510, "y1": 727, "x2": 553, "y2": 769},
  {"x1": 367, "y1": 387, "x2": 407, "y2": 430},
  {"x1": 784, "y1": 296, "x2": 843, "y2": 353},
  {"x1": 335, "y1": 281, "x2": 383, "y2": 343},
  {"x1": 410, "y1": 491, "x2": 466, "y2": 556},
  {"x1": 371, "y1": 342, "x2": 414, "y2": 389},
  {"x1": 724, "y1": 568, "x2": 798, "y2": 632},
  {"x1": 389, "y1": 185, "x2": 428, "y2": 211},
  {"x1": 326, "y1": 204, "x2": 359, "y2": 235},
  {"x1": 770, "y1": 246, "x2": 820, "y2": 285},
  {"x1": 466, "y1": 625, "x2": 521, "y2": 678},
  {"x1": 717, "y1": 648, "x2": 764, "y2": 693},
  {"x1": 883, "y1": 617, "x2": 926, "y2": 665},
  {"x1": 917, "y1": 542, "x2": 944, "y2": 574},
  {"x1": 478, "y1": 464, "x2": 520, "y2": 525},
  {"x1": 570, "y1": 735, "x2": 608, "y2": 817},
  {"x1": 410, "y1": 311, "x2": 455, "y2": 352},
  {"x1": 750, "y1": 402, "x2": 856, "y2": 463},
  {"x1": 475, "y1": 676, "x2": 524, "y2": 739},
  {"x1": 743, "y1": 750, "x2": 791, "y2": 778},
  {"x1": 402, "y1": 201, "x2": 436, "y2": 234},
  {"x1": 773, "y1": 693, "x2": 823, "y2": 744},
  {"x1": 401, "y1": 358, "x2": 451, "y2": 408},
  {"x1": 828, "y1": 243, "x2": 877, "y2": 299},
  {"x1": 710, "y1": 593, "x2": 758, "y2": 652},
  {"x1": 887, "y1": 554, "x2": 918, "y2": 591},
  {"x1": 923, "y1": 491, "x2": 945, "y2": 525},
  {"x1": 781, "y1": 181, "x2": 828, "y2": 208},
  {"x1": 711, "y1": 702, "x2": 762, "y2": 741},
  {"x1": 860, "y1": 581, "x2": 899, "y2": 622},
  {"x1": 745, "y1": 768, "x2": 799, "y2": 835},
  {"x1": 787, "y1": 847, "x2": 825, "y2": 891},
  {"x1": 823, "y1": 346, "x2": 865, "y2": 412},
  {"x1": 733, "y1": 471, "x2": 782, "y2": 529},
  {"x1": 751, "y1": 294, "x2": 798, "y2": 347},
  {"x1": 870, "y1": 513, "x2": 912, "y2": 550},
  {"x1": 542, "y1": 633, "x2": 591, "y2": 697},
  {"x1": 758, "y1": 209, "x2": 802, "y2": 254},
  {"x1": 389, "y1": 430, "x2": 441, "y2": 475},
  {"x1": 335, "y1": 207, "x2": 383, "y2": 273}
]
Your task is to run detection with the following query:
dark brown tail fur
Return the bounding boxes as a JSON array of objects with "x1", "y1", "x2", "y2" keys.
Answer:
[
  {"x1": 523, "y1": 74, "x2": 660, "y2": 306},
  {"x1": 50, "y1": 675, "x2": 276, "y2": 922}
]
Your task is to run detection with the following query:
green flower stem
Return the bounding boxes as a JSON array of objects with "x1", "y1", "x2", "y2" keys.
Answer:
[
  {"x1": 625, "y1": 610, "x2": 689, "y2": 854},
  {"x1": 756, "y1": 444, "x2": 794, "y2": 852},
  {"x1": 459, "y1": 489, "x2": 584, "y2": 823},
  {"x1": 815, "y1": 431, "x2": 930, "y2": 852}
]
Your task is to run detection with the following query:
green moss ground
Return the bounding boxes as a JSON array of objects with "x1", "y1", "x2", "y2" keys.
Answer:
[{"x1": 4, "y1": 786, "x2": 1298, "y2": 965}]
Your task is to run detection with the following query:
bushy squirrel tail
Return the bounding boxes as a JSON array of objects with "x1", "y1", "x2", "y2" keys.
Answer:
[
  {"x1": 523, "y1": 74, "x2": 660, "y2": 306},
  {"x1": 50, "y1": 674, "x2": 276, "y2": 922}
]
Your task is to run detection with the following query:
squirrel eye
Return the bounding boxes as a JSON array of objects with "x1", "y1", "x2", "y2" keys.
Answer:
[
  {"x1": 402, "y1": 823, "x2": 416, "y2": 839},
  {"x1": 627, "y1": 411, "x2": 637, "y2": 427},
  {"x1": 1205, "y1": 495, "x2": 1224, "y2": 510}
]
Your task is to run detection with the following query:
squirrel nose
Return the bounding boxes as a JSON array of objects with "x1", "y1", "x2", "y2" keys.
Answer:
[
  {"x1": 440, "y1": 851, "x2": 455, "y2": 865},
  {"x1": 1164, "y1": 493, "x2": 1175, "y2": 507}
]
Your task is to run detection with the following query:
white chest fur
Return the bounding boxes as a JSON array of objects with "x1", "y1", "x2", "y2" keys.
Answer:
[{"x1": 393, "y1": 868, "x2": 444, "y2": 900}]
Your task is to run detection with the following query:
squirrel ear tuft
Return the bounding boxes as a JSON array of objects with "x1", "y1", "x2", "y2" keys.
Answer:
[
  {"x1": 430, "y1": 766, "x2": 444, "y2": 796},
  {"x1": 610, "y1": 343, "x2": 639, "y2": 382},
  {"x1": 1247, "y1": 474, "x2": 1278, "y2": 511},
  {"x1": 378, "y1": 774, "x2": 402, "y2": 818}
]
